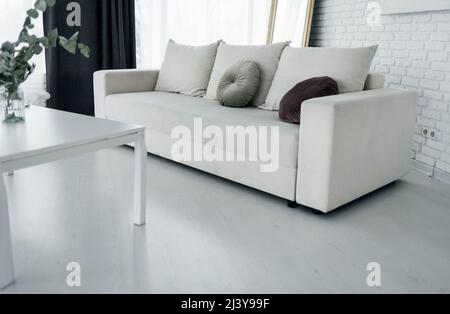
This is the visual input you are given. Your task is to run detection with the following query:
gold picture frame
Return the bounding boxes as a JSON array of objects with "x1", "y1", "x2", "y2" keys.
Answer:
[{"x1": 266, "y1": 0, "x2": 315, "y2": 47}]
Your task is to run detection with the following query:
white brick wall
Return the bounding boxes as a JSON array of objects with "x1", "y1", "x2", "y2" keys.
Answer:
[{"x1": 310, "y1": 0, "x2": 450, "y2": 180}]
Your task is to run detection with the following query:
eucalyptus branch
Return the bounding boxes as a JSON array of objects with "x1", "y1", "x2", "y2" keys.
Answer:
[{"x1": 0, "y1": 0, "x2": 91, "y2": 96}]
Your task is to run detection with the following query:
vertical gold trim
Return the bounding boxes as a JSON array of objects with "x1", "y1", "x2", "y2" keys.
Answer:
[
  {"x1": 266, "y1": 0, "x2": 278, "y2": 44},
  {"x1": 302, "y1": 0, "x2": 315, "y2": 47}
]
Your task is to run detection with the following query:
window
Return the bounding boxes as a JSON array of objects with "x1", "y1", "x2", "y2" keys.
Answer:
[
  {"x1": 271, "y1": 0, "x2": 315, "y2": 47},
  {"x1": 135, "y1": 0, "x2": 315, "y2": 69},
  {"x1": 0, "y1": 0, "x2": 46, "y2": 94}
]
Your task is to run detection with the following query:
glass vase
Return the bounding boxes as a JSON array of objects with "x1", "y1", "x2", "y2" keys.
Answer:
[{"x1": 1, "y1": 87, "x2": 25, "y2": 123}]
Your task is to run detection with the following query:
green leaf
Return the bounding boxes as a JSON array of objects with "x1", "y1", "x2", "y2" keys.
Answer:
[
  {"x1": 34, "y1": 0, "x2": 47, "y2": 12},
  {"x1": 69, "y1": 31, "x2": 79, "y2": 42},
  {"x1": 1, "y1": 42, "x2": 15, "y2": 54},
  {"x1": 40, "y1": 37, "x2": 50, "y2": 48},
  {"x1": 58, "y1": 36, "x2": 77, "y2": 54},
  {"x1": 27, "y1": 9, "x2": 39, "y2": 19},
  {"x1": 29, "y1": 35, "x2": 38, "y2": 44},
  {"x1": 33, "y1": 45, "x2": 43, "y2": 55},
  {"x1": 18, "y1": 29, "x2": 30, "y2": 42},
  {"x1": 46, "y1": 28, "x2": 58, "y2": 47},
  {"x1": 78, "y1": 43, "x2": 91, "y2": 58},
  {"x1": 23, "y1": 16, "x2": 32, "y2": 28},
  {"x1": 46, "y1": 0, "x2": 56, "y2": 7},
  {"x1": 0, "y1": 61, "x2": 7, "y2": 73}
]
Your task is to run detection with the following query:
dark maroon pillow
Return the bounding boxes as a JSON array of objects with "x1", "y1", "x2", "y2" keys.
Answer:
[{"x1": 279, "y1": 76, "x2": 339, "y2": 124}]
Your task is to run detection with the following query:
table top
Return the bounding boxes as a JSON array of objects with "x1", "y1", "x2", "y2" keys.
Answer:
[{"x1": 1, "y1": 106, "x2": 145, "y2": 162}]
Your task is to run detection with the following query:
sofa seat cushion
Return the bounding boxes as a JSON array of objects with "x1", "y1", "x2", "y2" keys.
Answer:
[{"x1": 105, "y1": 91, "x2": 299, "y2": 169}]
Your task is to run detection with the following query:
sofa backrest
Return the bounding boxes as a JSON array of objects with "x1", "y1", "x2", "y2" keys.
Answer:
[
  {"x1": 364, "y1": 73, "x2": 385, "y2": 90},
  {"x1": 262, "y1": 46, "x2": 379, "y2": 111}
]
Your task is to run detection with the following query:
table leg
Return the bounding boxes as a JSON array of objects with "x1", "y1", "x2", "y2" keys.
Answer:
[
  {"x1": 0, "y1": 166, "x2": 15, "y2": 289},
  {"x1": 133, "y1": 131, "x2": 147, "y2": 226}
]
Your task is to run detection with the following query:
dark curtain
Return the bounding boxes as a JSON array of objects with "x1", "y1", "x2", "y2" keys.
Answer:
[{"x1": 44, "y1": 0, "x2": 136, "y2": 116}]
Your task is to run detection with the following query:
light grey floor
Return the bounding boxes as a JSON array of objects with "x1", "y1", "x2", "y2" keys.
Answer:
[{"x1": 1, "y1": 147, "x2": 450, "y2": 294}]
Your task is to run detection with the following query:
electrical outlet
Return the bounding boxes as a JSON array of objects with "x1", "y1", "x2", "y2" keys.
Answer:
[{"x1": 422, "y1": 127, "x2": 439, "y2": 140}]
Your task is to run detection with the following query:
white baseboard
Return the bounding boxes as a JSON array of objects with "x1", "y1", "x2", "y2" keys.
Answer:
[
  {"x1": 411, "y1": 160, "x2": 434, "y2": 177},
  {"x1": 411, "y1": 159, "x2": 450, "y2": 185},
  {"x1": 435, "y1": 168, "x2": 450, "y2": 185}
]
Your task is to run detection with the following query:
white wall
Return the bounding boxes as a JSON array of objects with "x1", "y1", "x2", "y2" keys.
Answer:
[{"x1": 310, "y1": 0, "x2": 450, "y2": 182}]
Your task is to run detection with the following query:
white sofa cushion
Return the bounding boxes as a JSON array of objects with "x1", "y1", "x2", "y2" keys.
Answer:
[
  {"x1": 105, "y1": 91, "x2": 299, "y2": 169},
  {"x1": 262, "y1": 46, "x2": 378, "y2": 111},
  {"x1": 206, "y1": 41, "x2": 290, "y2": 107},
  {"x1": 155, "y1": 40, "x2": 220, "y2": 97},
  {"x1": 365, "y1": 73, "x2": 385, "y2": 90}
]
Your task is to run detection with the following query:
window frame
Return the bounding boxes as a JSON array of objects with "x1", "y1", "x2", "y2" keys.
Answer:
[{"x1": 266, "y1": 0, "x2": 315, "y2": 47}]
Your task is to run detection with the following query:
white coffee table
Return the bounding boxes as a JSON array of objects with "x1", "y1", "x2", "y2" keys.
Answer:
[{"x1": 0, "y1": 106, "x2": 147, "y2": 289}]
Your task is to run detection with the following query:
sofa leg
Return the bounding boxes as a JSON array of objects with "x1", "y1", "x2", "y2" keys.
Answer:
[
  {"x1": 311, "y1": 209, "x2": 325, "y2": 216},
  {"x1": 287, "y1": 200, "x2": 297, "y2": 208}
]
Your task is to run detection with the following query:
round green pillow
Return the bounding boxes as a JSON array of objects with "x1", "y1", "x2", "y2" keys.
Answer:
[{"x1": 217, "y1": 60, "x2": 261, "y2": 108}]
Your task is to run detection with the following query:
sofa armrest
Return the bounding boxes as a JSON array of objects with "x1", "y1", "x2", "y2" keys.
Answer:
[
  {"x1": 297, "y1": 88, "x2": 418, "y2": 213},
  {"x1": 93, "y1": 69, "x2": 159, "y2": 118}
]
